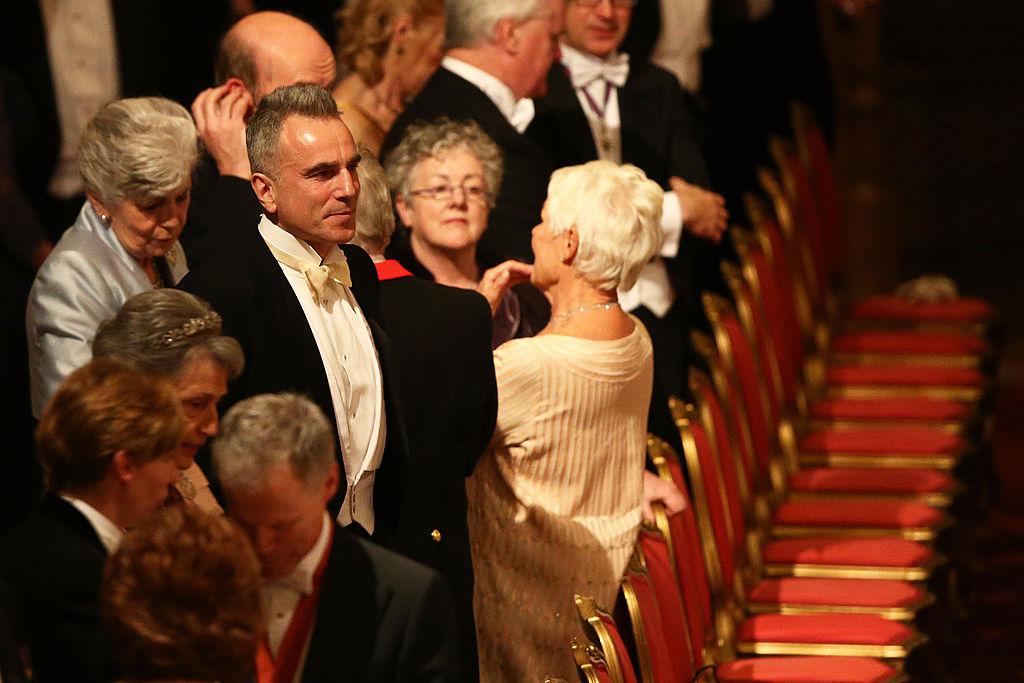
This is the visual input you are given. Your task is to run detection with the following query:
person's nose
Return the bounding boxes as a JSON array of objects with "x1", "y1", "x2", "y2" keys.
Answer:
[
  {"x1": 594, "y1": 0, "x2": 615, "y2": 19},
  {"x1": 448, "y1": 185, "x2": 469, "y2": 208},
  {"x1": 333, "y1": 169, "x2": 357, "y2": 200},
  {"x1": 199, "y1": 404, "x2": 219, "y2": 438}
]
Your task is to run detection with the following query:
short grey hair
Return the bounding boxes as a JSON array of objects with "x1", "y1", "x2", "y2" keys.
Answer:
[
  {"x1": 545, "y1": 161, "x2": 664, "y2": 291},
  {"x1": 445, "y1": 0, "x2": 545, "y2": 48},
  {"x1": 212, "y1": 393, "x2": 335, "y2": 493},
  {"x1": 93, "y1": 289, "x2": 244, "y2": 381},
  {"x1": 78, "y1": 97, "x2": 199, "y2": 205},
  {"x1": 384, "y1": 117, "x2": 503, "y2": 207},
  {"x1": 246, "y1": 84, "x2": 340, "y2": 179},
  {"x1": 351, "y1": 147, "x2": 394, "y2": 255}
]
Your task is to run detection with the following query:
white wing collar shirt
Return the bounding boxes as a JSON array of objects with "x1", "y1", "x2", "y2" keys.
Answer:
[
  {"x1": 59, "y1": 494, "x2": 123, "y2": 555},
  {"x1": 259, "y1": 216, "x2": 386, "y2": 534},
  {"x1": 559, "y1": 44, "x2": 682, "y2": 319},
  {"x1": 442, "y1": 56, "x2": 536, "y2": 133}
]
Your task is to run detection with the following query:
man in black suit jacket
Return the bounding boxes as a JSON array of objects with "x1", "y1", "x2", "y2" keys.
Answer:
[
  {"x1": 214, "y1": 393, "x2": 458, "y2": 682},
  {"x1": 381, "y1": 0, "x2": 565, "y2": 265},
  {"x1": 528, "y1": 0, "x2": 728, "y2": 447},
  {"x1": 0, "y1": 359, "x2": 190, "y2": 683},
  {"x1": 350, "y1": 151, "x2": 497, "y2": 681},
  {"x1": 179, "y1": 84, "x2": 409, "y2": 537}
]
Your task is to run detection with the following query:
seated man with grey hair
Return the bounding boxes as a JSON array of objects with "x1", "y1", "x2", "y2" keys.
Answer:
[
  {"x1": 213, "y1": 392, "x2": 459, "y2": 682},
  {"x1": 382, "y1": 0, "x2": 564, "y2": 265},
  {"x1": 350, "y1": 150, "x2": 495, "y2": 682},
  {"x1": 179, "y1": 83, "x2": 409, "y2": 538}
]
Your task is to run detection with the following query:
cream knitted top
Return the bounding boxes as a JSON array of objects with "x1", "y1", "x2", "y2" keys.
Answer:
[{"x1": 468, "y1": 319, "x2": 654, "y2": 682}]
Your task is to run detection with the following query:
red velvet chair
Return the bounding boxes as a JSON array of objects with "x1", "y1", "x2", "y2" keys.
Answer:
[{"x1": 575, "y1": 595, "x2": 639, "y2": 683}]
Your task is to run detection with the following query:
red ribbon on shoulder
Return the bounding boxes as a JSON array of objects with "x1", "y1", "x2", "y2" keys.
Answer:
[
  {"x1": 255, "y1": 524, "x2": 334, "y2": 683},
  {"x1": 374, "y1": 259, "x2": 413, "y2": 282}
]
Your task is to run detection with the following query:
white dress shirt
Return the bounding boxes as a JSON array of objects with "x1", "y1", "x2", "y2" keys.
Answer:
[
  {"x1": 259, "y1": 216, "x2": 386, "y2": 533},
  {"x1": 59, "y1": 495, "x2": 123, "y2": 554},
  {"x1": 39, "y1": 0, "x2": 120, "y2": 199},
  {"x1": 559, "y1": 44, "x2": 682, "y2": 318},
  {"x1": 261, "y1": 512, "x2": 332, "y2": 682},
  {"x1": 441, "y1": 57, "x2": 536, "y2": 133},
  {"x1": 650, "y1": 0, "x2": 712, "y2": 94}
]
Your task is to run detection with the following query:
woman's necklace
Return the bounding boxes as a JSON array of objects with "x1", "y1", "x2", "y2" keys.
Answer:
[{"x1": 551, "y1": 300, "x2": 620, "y2": 324}]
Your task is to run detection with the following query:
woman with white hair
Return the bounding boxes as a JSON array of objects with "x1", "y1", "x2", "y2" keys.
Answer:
[
  {"x1": 467, "y1": 160, "x2": 662, "y2": 681},
  {"x1": 26, "y1": 96, "x2": 197, "y2": 416}
]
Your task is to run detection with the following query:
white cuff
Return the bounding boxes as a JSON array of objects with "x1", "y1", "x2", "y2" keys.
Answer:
[{"x1": 660, "y1": 191, "x2": 684, "y2": 258}]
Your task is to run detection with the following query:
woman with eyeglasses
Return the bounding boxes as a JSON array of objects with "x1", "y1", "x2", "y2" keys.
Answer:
[{"x1": 384, "y1": 117, "x2": 547, "y2": 347}]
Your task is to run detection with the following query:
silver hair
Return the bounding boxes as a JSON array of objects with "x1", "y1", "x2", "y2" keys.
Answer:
[
  {"x1": 212, "y1": 393, "x2": 336, "y2": 492},
  {"x1": 351, "y1": 147, "x2": 394, "y2": 255},
  {"x1": 93, "y1": 289, "x2": 244, "y2": 381},
  {"x1": 246, "y1": 83, "x2": 340, "y2": 179},
  {"x1": 545, "y1": 160, "x2": 664, "y2": 291},
  {"x1": 384, "y1": 117, "x2": 503, "y2": 209},
  {"x1": 78, "y1": 97, "x2": 199, "y2": 205},
  {"x1": 445, "y1": 0, "x2": 545, "y2": 49}
]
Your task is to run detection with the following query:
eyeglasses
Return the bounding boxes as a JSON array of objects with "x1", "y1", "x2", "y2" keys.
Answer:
[
  {"x1": 572, "y1": 0, "x2": 637, "y2": 8},
  {"x1": 408, "y1": 184, "x2": 493, "y2": 204}
]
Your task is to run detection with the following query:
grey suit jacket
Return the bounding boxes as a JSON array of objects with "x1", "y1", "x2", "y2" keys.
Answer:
[{"x1": 25, "y1": 202, "x2": 187, "y2": 415}]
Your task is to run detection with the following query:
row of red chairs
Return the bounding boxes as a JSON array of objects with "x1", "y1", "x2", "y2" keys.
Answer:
[{"x1": 565, "y1": 104, "x2": 999, "y2": 682}]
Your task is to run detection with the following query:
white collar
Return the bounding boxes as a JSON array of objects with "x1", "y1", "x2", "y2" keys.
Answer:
[
  {"x1": 268, "y1": 512, "x2": 332, "y2": 595},
  {"x1": 60, "y1": 494, "x2": 123, "y2": 555},
  {"x1": 258, "y1": 214, "x2": 345, "y2": 267},
  {"x1": 442, "y1": 56, "x2": 536, "y2": 133}
]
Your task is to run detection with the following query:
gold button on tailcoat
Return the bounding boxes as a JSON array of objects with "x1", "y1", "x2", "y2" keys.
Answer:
[{"x1": 430, "y1": 529, "x2": 442, "y2": 543}]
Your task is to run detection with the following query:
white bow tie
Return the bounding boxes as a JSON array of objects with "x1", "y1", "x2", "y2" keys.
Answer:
[
  {"x1": 568, "y1": 53, "x2": 630, "y2": 90},
  {"x1": 266, "y1": 242, "x2": 352, "y2": 305}
]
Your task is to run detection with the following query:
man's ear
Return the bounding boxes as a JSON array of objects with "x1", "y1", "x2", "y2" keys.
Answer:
[
  {"x1": 251, "y1": 172, "x2": 278, "y2": 214},
  {"x1": 492, "y1": 16, "x2": 519, "y2": 53},
  {"x1": 111, "y1": 450, "x2": 135, "y2": 484},
  {"x1": 561, "y1": 226, "x2": 579, "y2": 264}
]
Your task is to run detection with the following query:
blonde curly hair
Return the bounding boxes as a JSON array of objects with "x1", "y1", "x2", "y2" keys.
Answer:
[{"x1": 336, "y1": 0, "x2": 444, "y2": 86}]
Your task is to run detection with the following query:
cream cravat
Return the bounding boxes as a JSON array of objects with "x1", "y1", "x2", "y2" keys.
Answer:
[{"x1": 265, "y1": 242, "x2": 352, "y2": 305}]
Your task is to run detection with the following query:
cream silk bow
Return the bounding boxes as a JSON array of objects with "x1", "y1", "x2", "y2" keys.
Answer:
[
  {"x1": 266, "y1": 242, "x2": 352, "y2": 304},
  {"x1": 568, "y1": 52, "x2": 630, "y2": 90}
]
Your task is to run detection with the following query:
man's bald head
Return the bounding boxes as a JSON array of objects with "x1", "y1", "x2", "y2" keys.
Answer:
[{"x1": 215, "y1": 11, "x2": 337, "y2": 104}]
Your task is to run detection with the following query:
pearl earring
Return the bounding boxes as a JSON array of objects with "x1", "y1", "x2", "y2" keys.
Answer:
[{"x1": 100, "y1": 214, "x2": 110, "y2": 224}]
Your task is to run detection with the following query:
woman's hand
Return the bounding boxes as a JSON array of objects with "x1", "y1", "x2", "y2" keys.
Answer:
[
  {"x1": 642, "y1": 469, "x2": 687, "y2": 522},
  {"x1": 477, "y1": 260, "x2": 533, "y2": 315}
]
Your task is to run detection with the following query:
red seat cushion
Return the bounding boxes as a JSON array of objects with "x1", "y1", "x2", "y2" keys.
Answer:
[
  {"x1": 773, "y1": 499, "x2": 944, "y2": 529},
  {"x1": 762, "y1": 538, "x2": 935, "y2": 568},
  {"x1": 826, "y1": 364, "x2": 985, "y2": 387},
  {"x1": 717, "y1": 656, "x2": 899, "y2": 682},
  {"x1": 849, "y1": 295, "x2": 993, "y2": 322},
  {"x1": 810, "y1": 397, "x2": 971, "y2": 421},
  {"x1": 739, "y1": 613, "x2": 912, "y2": 646},
  {"x1": 831, "y1": 329, "x2": 987, "y2": 355},
  {"x1": 747, "y1": 577, "x2": 925, "y2": 608},
  {"x1": 799, "y1": 427, "x2": 964, "y2": 454},
  {"x1": 762, "y1": 537, "x2": 934, "y2": 568},
  {"x1": 789, "y1": 468, "x2": 957, "y2": 496}
]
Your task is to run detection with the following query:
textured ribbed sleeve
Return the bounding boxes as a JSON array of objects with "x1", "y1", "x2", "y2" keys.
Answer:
[{"x1": 468, "y1": 320, "x2": 654, "y2": 682}]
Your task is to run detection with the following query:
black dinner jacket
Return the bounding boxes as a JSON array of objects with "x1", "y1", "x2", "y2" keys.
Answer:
[
  {"x1": 301, "y1": 525, "x2": 460, "y2": 682},
  {"x1": 177, "y1": 230, "x2": 410, "y2": 537},
  {"x1": 377, "y1": 273, "x2": 496, "y2": 682},
  {"x1": 381, "y1": 68, "x2": 555, "y2": 265},
  {"x1": 0, "y1": 493, "x2": 116, "y2": 683}
]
